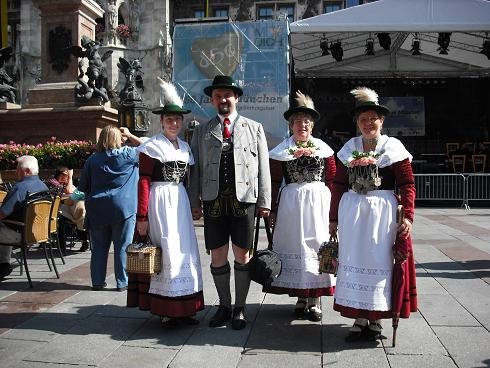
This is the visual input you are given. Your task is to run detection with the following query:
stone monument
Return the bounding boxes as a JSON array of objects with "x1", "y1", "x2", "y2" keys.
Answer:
[{"x1": 0, "y1": 0, "x2": 118, "y2": 144}]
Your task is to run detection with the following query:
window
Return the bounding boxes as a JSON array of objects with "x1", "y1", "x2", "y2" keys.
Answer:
[
  {"x1": 257, "y1": 3, "x2": 295, "y2": 21},
  {"x1": 194, "y1": 9, "x2": 205, "y2": 18},
  {"x1": 257, "y1": 6, "x2": 273, "y2": 20},
  {"x1": 346, "y1": 0, "x2": 360, "y2": 6},
  {"x1": 277, "y1": 4, "x2": 295, "y2": 22},
  {"x1": 214, "y1": 7, "x2": 229, "y2": 18},
  {"x1": 323, "y1": 1, "x2": 342, "y2": 13}
]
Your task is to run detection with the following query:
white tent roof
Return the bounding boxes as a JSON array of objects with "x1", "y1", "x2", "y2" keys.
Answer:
[
  {"x1": 290, "y1": 0, "x2": 490, "y2": 33},
  {"x1": 289, "y1": 0, "x2": 490, "y2": 78}
]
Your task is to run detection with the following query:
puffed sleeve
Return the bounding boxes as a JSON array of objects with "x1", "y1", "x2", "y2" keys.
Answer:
[
  {"x1": 137, "y1": 153, "x2": 155, "y2": 220},
  {"x1": 392, "y1": 158, "x2": 415, "y2": 223},
  {"x1": 329, "y1": 159, "x2": 349, "y2": 222}
]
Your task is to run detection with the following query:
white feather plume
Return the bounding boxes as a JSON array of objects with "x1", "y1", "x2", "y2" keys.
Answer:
[
  {"x1": 350, "y1": 86, "x2": 379, "y2": 104},
  {"x1": 295, "y1": 90, "x2": 315, "y2": 109},
  {"x1": 157, "y1": 76, "x2": 183, "y2": 107}
]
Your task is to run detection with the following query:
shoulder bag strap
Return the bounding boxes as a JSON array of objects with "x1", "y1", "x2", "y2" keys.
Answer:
[{"x1": 253, "y1": 215, "x2": 274, "y2": 254}]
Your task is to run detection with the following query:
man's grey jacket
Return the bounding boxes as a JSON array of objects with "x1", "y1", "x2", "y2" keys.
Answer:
[{"x1": 188, "y1": 115, "x2": 271, "y2": 210}]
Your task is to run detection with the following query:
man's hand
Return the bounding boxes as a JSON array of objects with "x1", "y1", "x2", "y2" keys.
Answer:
[
  {"x1": 192, "y1": 207, "x2": 203, "y2": 221},
  {"x1": 256, "y1": 207, "x2": 270, "y2": 218}
]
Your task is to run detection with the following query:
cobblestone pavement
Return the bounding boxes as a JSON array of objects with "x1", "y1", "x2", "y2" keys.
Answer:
[{"x1": 1, "y1": 208, "x2": 489, "y2": 368}]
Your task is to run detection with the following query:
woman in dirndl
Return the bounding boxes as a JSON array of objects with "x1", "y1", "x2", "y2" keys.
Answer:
[
  {"x1": 264, "y1": 91, "x2": 336, "y2": 322},
  {"x1": 329, "y1": 87, "x2": 417, "y2": 342},
  {"x1": 127, "y1": 79, "x2": 204, "y2": 328}
]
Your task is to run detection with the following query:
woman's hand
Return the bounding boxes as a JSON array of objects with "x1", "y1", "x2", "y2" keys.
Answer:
[
  {"x1": 256, "y1": 207, "x2": 270, "y2": 218},
  {"x1": 136, "y1": 219, "x2": 149, "y2": 236},
  {"x1": 397, "y1": 218, "x2": 412, "y2": 239},
  {"x1": 192, "y1": 207, "x2": 203, "y2": 221},
  {"x1": 329, "y1": 221, "x2": 338, "y2": 236}
]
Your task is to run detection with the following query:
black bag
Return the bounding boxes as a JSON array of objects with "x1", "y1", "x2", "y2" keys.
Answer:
[{"x1": 248, "y1": 216, "x2": 282, "y2": 286}]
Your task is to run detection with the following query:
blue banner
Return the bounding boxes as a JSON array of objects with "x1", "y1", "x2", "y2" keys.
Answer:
[
  {"x1": 380, "y1": 96, "x2": 425, "y2": 136},
  {"x1": 172, "y1": 20, "x2": 290, "y2": 147}
]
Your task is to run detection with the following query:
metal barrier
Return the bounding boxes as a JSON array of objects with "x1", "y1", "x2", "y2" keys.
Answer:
[{"x1": 414, "y1": 173, "x2": 490, "y2": 209}]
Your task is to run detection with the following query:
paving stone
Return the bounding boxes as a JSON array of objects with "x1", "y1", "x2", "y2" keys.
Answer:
[
  {"x1": 418, "y1": 294, "x2": 480, "y2": 326},
  {"x1": 387, "y1": 354, "x2": 456, "y2": 368},
  {"x1": 239, "y1": 353, "x2": 321, "y2": 368},
  {"x1": 433, "y1": 326, "x2": 490, "y2": 368},
  {"x1": 99, "y1": 345, "x2": 176, "y2": 368},
  {"x1": 0, "y1": 338, "x2": 47, "y2": 368},
  {"x1": 24, "y1": 316, "x2": 145, "y2": 366}
]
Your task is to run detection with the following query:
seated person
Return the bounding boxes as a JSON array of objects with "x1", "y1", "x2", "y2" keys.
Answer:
[
  {"x1": 0, "y1": 155, "x2": 49, "y2": 279},
  {"x1": 47, "y1": 167, "x2": 88, "y2": 252}
]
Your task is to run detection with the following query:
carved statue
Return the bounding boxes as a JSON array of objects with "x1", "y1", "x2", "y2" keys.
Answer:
[
  {"x1": 106, "y1": 0, "x2": 118, "y2": 45},
  {"x1": 117, "y1": 57, "x2": 144, "y2": 103},
  {"x1": 65, "y1": 36, "x2": 113, "y2": 103},
  {"x1": 0, "y1": 47, "x2": 17, "y2": 104}
]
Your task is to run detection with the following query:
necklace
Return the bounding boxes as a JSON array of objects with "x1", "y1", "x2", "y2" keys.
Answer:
[{"x1": 362, "y1": 136, "x2": 379, "y2": 146}]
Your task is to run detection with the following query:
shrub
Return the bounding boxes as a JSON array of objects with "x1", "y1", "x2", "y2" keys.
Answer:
[{"x1": 0, "y1": 137, "x2": 95, "y2": 170}]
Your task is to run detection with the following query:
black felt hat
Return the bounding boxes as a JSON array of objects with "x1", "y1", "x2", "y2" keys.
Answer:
[
  {"x1": 351, "y1": 87, "x2": 390, "y2": 116},
  {"x1": 283, "y1": 91, "x2": 320, "y2": 122},
  {"x1": 204, "y1": 75, "x2": 243, "y2": 97}
]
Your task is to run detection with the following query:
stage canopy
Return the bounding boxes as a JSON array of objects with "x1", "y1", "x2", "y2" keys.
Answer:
[{"x1": 289, "y1": 0, "x2": 490, "y2": 78}]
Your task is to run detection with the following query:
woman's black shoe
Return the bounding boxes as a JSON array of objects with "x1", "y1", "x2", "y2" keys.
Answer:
[
  {"x1": 293, "y1": 299, "x2": 307, "y2": 319},
  {"x1": 180, "y1": 316, "x2": 200, "y2": 325},
  {"x1": 79, "y1": 241, "x2": 89, "y2": 252},
  {"x1": 209, "y1": 306, "x2": 231, "y2": 327},
  {"x1": 160, "y1": 316, "x2": 178, "y2": 329},
  {"x1": 307, "y1": 305, "x2": 322, "y2": 322},
  {"x1": 345, "y1": 324, "x2": 367, "y2": 342},
  {"x1": 91, "y1": 282, "x2": 107, "y2": 291}
]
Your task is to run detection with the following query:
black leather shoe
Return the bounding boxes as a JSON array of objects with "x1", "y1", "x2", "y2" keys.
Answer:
[
  {"x1": 231, "y1": 307, "x2": 247, "y2": 330},
  {"x1": 345, "y1": 324, "x2": 367, "y2": 342},
  {"x1": 117, "y1": 286, "x2": 127, "y2": 292},
  {"x1": 91, "y1": 282, "x2": 107, "y2": 291},
  {"x1": 293, "y1": 299, "x2": 307, "y2": 319},
  {"x1": 0, "y1": 263, "x2": 13, "y2": 279},
  {"x1": 209, "y1": 306, "x2": 231, "y2": 328},
  {"x1": 307, "y1": 305, "x2": 322, "y2": 322},
  {"x1": 180, "y1": 316, "x2": 200, "y2": 325},
  {"x1": 160, "y1": 316, "x2": 178, "y2": 329},
  {"x1": 79, "y1": 241, "x2": 89, "y2": 252}
]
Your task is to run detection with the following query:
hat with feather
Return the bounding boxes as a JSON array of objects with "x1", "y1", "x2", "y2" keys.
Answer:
[
  {"x1": 350, "y1": 86, "x2": 390, "y2": 116},
  {"x1": 152, "y1": 77, "x2": 191, "y2": 115},
  {"x1": 283, "y1": 91, "x2": 320, "y2": 122}
]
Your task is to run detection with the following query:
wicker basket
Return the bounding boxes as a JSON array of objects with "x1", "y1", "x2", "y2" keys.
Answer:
[
  {"x1": 318, "y1": 235, "x2": 339, "y2": 275},
  {"x1": 126, "y1": 243, "x2": 162, "y2": 275}
]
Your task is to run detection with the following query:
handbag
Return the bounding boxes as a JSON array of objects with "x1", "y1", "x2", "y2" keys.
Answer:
[
  {"x1": 248, "y1": 216, "x2": 282, "y2": 286},
  {"x1": 318, "y1": 235, "x2": 339, "y2": 275},
  {"x1": 126, "y1": 236, "x2": 162, "y2": 275}
]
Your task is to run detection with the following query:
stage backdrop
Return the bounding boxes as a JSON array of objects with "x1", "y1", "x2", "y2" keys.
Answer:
[
  {"x1": 380, "y1": 96, "x2": 425, "y2": 136},
  {"x1": 172, "y1": 19, "x2": 290, "y2": 148}
]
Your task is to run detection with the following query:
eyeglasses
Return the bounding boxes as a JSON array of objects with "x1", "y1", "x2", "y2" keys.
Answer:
[
  {"x1": 292, "y1": 118, "x2": 312, "y2": 126},
  {"x1": 359, "y1": 116, "x2": 381, "y2": 124}
]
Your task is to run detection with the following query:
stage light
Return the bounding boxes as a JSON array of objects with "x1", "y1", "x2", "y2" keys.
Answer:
[
  {"x1": 411, "y1": 34, "x2": 421, "y2": 55},
  {"x1": 437, "y1": 32, "x2": 451, "y2": 55},
  {"x1": 480, "y1": 38, "x2": 490, "y2": 60},
  {"x1": 320, "y1": 35, "x2": 330, "y2": 56},
  {"x1": 365, "y1": 37, "x2": 375, "y2": 55},
  {"x1": 330, "y1": 41, "x2": 343, "y2": 62},
  {"x1": 377, "y1": 33, "x2": 391, "y2": 50}
]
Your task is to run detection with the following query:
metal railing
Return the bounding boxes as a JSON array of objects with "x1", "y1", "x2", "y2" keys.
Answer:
[{"x1": 414, "y1": 173, "x2": 490, "y2": 209}]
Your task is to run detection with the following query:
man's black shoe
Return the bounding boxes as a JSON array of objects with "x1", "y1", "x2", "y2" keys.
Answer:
[
  {"x1": 231, "y1": 306, "x2": 247, "y2": 330},
  {"x1": 0, "y1": 263, "x2": 13, "y2": 279},
  {"x1": 209, "y1": 306, "x2": 231, "y2": 328}
]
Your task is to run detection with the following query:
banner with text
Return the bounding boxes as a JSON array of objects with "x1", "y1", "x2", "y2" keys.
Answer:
[{"x1": 172, "y1": 19, "x2": 290, "y2": 147}]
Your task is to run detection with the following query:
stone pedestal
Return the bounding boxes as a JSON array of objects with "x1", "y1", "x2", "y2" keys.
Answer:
[
  {"x1": 33, "y1": 0, "x2": 103, "y2": 84},
  {"x1": 0, "y1": 0, "x2": 118, "y2": 145}
]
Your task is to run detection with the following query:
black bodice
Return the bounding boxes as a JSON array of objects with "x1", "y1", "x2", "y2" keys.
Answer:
[
  {"x1": 151, "y1": 160, "x2": 188, "y2": 183},
  {"x1": 283, "y1": 156, "x2": 325, "y2": 184}
]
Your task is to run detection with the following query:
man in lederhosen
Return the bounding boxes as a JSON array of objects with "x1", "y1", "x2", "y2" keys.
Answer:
[{"x1": 189, "y1": 75, "x2": 271, "y2": 330}]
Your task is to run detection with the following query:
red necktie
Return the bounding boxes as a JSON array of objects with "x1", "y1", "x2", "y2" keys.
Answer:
[{"x1": 223, "y1": 118, "x2": 231, "y2": 139}]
